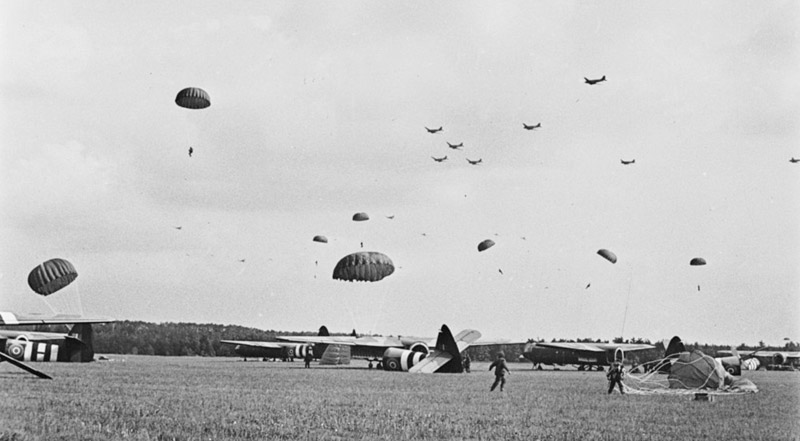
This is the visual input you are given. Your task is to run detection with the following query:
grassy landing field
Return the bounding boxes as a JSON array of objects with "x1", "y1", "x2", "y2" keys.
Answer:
[{"x1": 0, "y1": 356, "x2": 798, "y2": 440}]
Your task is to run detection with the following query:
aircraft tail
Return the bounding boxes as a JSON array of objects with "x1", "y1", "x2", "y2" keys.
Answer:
[
  {"x1": 66, "y1": 323, "x2": 94, "y2": 362},
  {"x1": 431, "y1": 324, "x2": 464, "y2": 373},
  {"x1": 665, "y1": 336, "x2": 685, "y2": 358},
  {"x1": 656, "y1": 336, "x2": 686, "y2": 373},
  {"x1": 314, "y1": 325, "x2": 330, "y2": 360}
]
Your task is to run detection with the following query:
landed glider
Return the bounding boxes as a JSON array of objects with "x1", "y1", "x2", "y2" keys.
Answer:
[
  {"x1": 277, "y1": 324, "x2": 522, "y2": 373},
  {"x1": 0, "y1": 311, "x2": 115, "y2": 379},
  {"x1": 220, "y1": 326, "x2": 349, "y2": 365},
  {"x1": 522, "y1": 340, "x2": 656, "y2": 371}
]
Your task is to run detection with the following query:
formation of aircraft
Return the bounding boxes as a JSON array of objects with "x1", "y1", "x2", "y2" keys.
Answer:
[
  {"x1": 522, "y1": 340, "x2": 656, "y2": 371},
  {"x1": 276, "y1": 324, "x2": 521, "y2": 373},
  {"x1": 0, "y1": 311, "x2": 115, "y2": 379}
]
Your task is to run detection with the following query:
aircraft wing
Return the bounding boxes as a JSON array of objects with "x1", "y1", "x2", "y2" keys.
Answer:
[
  {"x1": 219, "y1": 340, "x2": 288, "y2": 349},
  {"x1": 408, "y1": 349, "x2": 453, "y2": 374},
  {"x1": 469, "y1": 338, "x2": 526, "y2": 347},
  {"x1": 276, "y1": 335, "x2": 407, "y2": 349},
  {"x1": 534, "y1": 342, "x2": 605, "y2": 353},
  {"x1": 728, "y1": 350, "x2": 800, "y2": 363},
  {"x1": 534, "y1": 342, "x2": 654, "y2": 353},
  {"x1": 0, "y1": 312, "x2": 115, "y2": 325},
  {"x1": 275, "y1": 336, "x2": 357, "y2": 346}
]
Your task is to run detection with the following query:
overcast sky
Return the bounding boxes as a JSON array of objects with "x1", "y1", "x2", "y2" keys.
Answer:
[{"x1": 1, "y1": 1, "x2": 797, "y2": 346}]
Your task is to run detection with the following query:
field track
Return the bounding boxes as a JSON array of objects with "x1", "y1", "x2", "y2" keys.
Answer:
[{"x1": 1, "y1": 356, "x2": 798, "y2": 440}]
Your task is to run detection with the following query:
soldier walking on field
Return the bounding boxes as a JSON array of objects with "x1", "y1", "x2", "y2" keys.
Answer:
[
  {"x1": 607, "y1": 361, "x2": 625, "y2": 394},
  {"x1": 304, "y1": 348, "x2": 314, "y2": 368},
  {"x1": 489, "y1": 352, "x2": 510, "y2": 392}
]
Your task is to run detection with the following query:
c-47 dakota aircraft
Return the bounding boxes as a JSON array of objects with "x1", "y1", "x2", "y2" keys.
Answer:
[
  {"x1": 0, "y1": 311, "x2": 115, "y2": 379},
  {"x1": 277, "y1": 324, "x2": 520, "y2": 373},
  {"x1": 522, "y1": 340, "x2": 656, "y2": 371}
]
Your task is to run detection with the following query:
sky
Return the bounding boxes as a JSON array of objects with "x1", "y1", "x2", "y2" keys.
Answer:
[{"x1": 1, "y1": 1, "x2": 798, "y2": 346}]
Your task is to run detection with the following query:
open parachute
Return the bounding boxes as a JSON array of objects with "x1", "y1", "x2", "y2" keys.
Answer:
[
  {"x1": 175, "y1": 87, "x2": 211, "y2": 109},
  {"x1": 28, "y1": 258, "x2": 78, "y2": 296},
  {"x1": 352, "y1": 212, "x2": 370, "y2": 222},
  {"x1": 597, "y1": 249, "x2": 617, "y2": 264},
  {"x1": 333, "y1": 251, "x2": 394, "y2": 282},
  {"x1": 477, "y1": 239, "x2": 495, "y2": 252}
]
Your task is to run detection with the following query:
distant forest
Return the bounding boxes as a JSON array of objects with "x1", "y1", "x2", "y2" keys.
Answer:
[{"x1": 5, "y1": 321, "x2": 795, "y2": 362}]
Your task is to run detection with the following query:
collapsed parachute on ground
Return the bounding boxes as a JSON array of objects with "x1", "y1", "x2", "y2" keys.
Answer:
[
  {"x1": 690, "y1": 257, "x2": 707, "y2": 266},
  {"x1": 668, "y1": 350, "x2": 727, "y2": 389},
  {"x1": 175, "y1": 87, "x2": 211, "y2": 109},
  {"x1": 597, "y1": 249, "x2": 617, "y2": 264},
  {"x1": 333, "y1": 251, "x2": 394, "y2": 282},
  {"x1": 352, "y1": 212, "x2": 369, "y2": 222},
  {"x1": 28, "y1": 258, "x2": 78, "y2": 296},
  {"x1": 667, "y1": 350, "x2": 758, "y2": 393},
  {"x1": 313, "y1": 235, "x2": 328, "y2": 243},
  {"x1": 477, "y1": 239, "x2": 495, "y2": 252}
]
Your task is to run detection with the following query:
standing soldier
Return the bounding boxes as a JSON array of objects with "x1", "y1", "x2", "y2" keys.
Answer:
[
  {"x1": 463, "y1": 353, "x2": 472, "y2": 373},
  {"x1": 607, "y1": 361, "x2": 625, "y2": 394},
  {"x1": 304, "y1": 348, "x2": 314, "y2": 369},
  {"x1": 489, "y1": 352, "x2": 510, "y2": 392}
]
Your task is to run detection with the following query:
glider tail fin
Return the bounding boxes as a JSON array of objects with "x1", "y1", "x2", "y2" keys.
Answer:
[
  {"x1": 433, "y1": 324, "x2": 464, "y2": 373},
  {"x1": 314, "y1": 325, "x2": 330, "y2": 359},
  {"x1": 665, "y1": 336, "x2": 685, "y2": 358},
  {"x1": 67, "y1": 323, "x2": 94, "y2": 362},
  {"x1": 655, "y1": 336, "x2": 686, "y2": 373}
]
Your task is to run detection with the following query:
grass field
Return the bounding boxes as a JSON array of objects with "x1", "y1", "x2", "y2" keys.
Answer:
[{"x1": 0, "y1": 356, "x2": 798, "y2": 440}]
